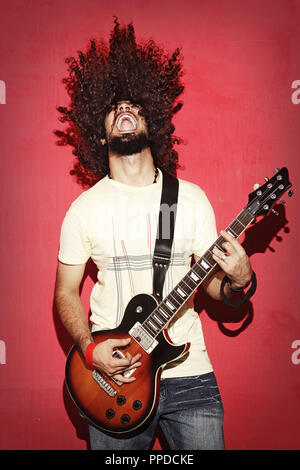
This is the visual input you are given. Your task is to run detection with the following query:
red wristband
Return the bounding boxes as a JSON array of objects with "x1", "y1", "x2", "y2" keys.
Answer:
[{"x1": 85, "y1": 342, "x2": 96, "y2": 367}]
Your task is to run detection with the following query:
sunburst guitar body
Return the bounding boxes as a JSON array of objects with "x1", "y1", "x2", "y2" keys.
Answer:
[{"x1": 65, "y1": 293, "x2": 190, "y2": 435}]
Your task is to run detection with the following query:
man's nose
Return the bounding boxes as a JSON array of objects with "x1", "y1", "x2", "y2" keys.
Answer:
[{"x1": 117, "y1": 102, "x2": 132, "y2": 113}]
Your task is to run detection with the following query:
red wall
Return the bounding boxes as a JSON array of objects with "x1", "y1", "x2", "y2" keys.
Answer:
[{"x1": 0, "y1": 0, "x2": 299, "y2": 450}]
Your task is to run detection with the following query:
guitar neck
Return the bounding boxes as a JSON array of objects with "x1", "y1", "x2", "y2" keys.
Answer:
[{"x1": 142, "y1": 208, "x2": 255, "y2": 337}]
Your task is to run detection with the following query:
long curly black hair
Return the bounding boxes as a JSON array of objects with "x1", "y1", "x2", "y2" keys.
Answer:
[{"x1": 55, "y1": 17, "x2": 185, "y2": 187}]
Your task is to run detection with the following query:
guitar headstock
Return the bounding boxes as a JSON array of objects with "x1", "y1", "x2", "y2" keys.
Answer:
[{"x1": 246, "y1": 167, "x2": 293, "y2": 218}]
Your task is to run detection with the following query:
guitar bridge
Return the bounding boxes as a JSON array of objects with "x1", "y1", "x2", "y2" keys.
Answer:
[
  {"x1": 92, "y1": 370, "x2": 117, "y2": 397},
  {"x1": 129, "y1": 322, "x2": 158, "y2": 354}
]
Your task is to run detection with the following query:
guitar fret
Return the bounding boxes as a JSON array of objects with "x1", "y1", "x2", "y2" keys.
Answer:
[
  {"x1": 237, "y1": 214, "x2": 247, "y2": 225},
  {"x1": 217, "y1": 235, "x2": 226, "y2": 246},
  {"x1": 152, "y1": 313, "x2": 164, "y2": 325},
  {"x1": 214, "y1": 242, "x2": 226, "y2": 252},
  {"x1": 174, "y1": 289, "x2": 184, "y2": 303},
  {"x1": 200, "y1": 258, "x2": 211, "y2": 270},
  {"x1": 183, "y1": 275, "x2": 196, "y2": 288},
  {"x1": 148, "y1": 315, "x2": 162, "y2": 330},
  {"x1": 158, "y1": 306, "x2": 171, "y2": 320},
  {"x1": 177, "y1": 282, "x2": 189, "y2": 297},
  {"x1": 193, "y1": 264, "x2": 207, "y2": 278},
  {"x1": 190, "y1": 270, "x2": 200, "y2": 282},
  {"x1": 160, "y1": 303, "x2": 173, "y2": 318},
  {"x1": 143, "y1": 322, "x2": 157, "y2": 336},
  {"x1": 207, "y1": 252, "x2": 217, "y2": 268},
  {"x1": 227, "y1": 210, "x2": 253, "y2": 237},
  {"x1": 165, "y1": 299, "x2": 176, "y2": 311},
  {"x1": 160, "y1": 301, "x2": 174, "y2": 318},
  {"x1": 238, "y1": 210, "x2": 253, "y2": 226},
  {"x1": 181, "y1": 278, "x2": 194, "y2": 293},
  {"x1": 168, "y1": 291, "x2": 182, "y2": 307},
  {"x1": 153, "y1": 310, "x2": 165, "y2": 324},
  {"x1": 226, "y1": 228, "x2": 237, "y2": 238},
  {"x1": 148, "y1": 319, "x2": 159, "y2": 332},
  {"x1": 203, "y1": 252, "x2": 214, "y2": 266},
  {"x1": 231, "y1": 219, "x2": 244, "y2": 234},
  {"x1": 235, "y1": 216, "x2": 246, "y2": 227},
  {"x1": 176, "y1": 286, "x2": 187, "y2": 298}
]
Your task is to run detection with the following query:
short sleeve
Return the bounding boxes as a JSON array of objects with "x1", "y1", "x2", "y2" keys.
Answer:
[
  {"x1": 58, "y1": 205, "x2": 91, "y2": 264},
  {"x1": 191, "y1": 190, "x2": 218, "y2": 258}
]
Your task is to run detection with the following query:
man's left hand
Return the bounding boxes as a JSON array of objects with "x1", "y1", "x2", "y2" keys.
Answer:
[{"x1": 212, "y1": 230, "x2": 252, "y2": 289}]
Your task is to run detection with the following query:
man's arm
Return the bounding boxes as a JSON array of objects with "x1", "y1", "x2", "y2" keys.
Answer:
[{"x1": 54, "y1": 261, "x2": 93, "y2": 355}]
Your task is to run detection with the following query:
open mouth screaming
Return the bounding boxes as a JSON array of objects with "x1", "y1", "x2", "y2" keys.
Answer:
[{"x1": 116, "y1": 113, "x2": 137, "y2": 133}]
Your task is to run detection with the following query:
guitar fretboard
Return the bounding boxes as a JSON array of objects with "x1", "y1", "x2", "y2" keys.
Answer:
[{"x1": 142, "y1": 208, "x2": 254, "y2": 337}]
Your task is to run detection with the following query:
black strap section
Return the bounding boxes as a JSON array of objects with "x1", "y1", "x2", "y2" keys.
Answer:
[{"x1": 153, "y1": 171, "x2": 179, "y2": 301}]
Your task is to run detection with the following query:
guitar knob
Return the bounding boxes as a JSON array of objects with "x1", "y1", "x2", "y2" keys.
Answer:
[
  {"x1": 132, "y1": 400, "x2": 142, "y2": 410},
  {"x1": 264, "y1": 177, "x2": 269, "y2": 182},
  {"x1": 288, "y1": 190, "x2": 294, "y2": 197},
  {"x1": 253, "y1": 183, "x2": 260, "y2": 190},
  {"x1": 116, "y1": 395, "x2": 126, "y2": 406},
  {"x1": 120, "y1": 414, "x2": 131, "y2": 424},
  {"x1": 105, "y1": 409, "x2": 115, "y2": 420}
]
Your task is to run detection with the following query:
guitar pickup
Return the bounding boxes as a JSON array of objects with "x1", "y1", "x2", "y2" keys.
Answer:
[
  {"x1": 92, "y1": 369, "x2": 117, "y2": 397},
  {"x1": 129, "y1": 322, "x2": 158, "y2": 354}
]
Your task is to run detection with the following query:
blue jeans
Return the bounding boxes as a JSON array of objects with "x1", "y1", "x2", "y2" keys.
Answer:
[{"x1": 88, "y1": 372, "x2": 225, "y2": 450}]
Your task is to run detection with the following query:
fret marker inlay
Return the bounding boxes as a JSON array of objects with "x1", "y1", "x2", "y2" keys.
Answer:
[
  {"x1": 176, "y1": 287, "x2": 186, "y2": 297},
  {"x1": 158, "y1": 308, "x2": 169, "y2": 319},
  {"x1": 190, "y1": 271, "x2": 199, "y2": 282},
  {"x1": 227, "y1": 230, "x2": 236, "y2": 238},
  {"x1": 166, "y1": 300, "x2": 175, "y2": 310},
  {"x1": 153, "y1": 314, "x2": 163, "y2": 325},
  {"x1": 200, "y1": 260, "x2": 210, "y2": 270}
]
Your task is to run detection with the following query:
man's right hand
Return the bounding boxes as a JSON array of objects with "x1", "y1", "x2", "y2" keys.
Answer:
[{"x1": 91, "y1": 337, "x2": 142, "y2": 383}]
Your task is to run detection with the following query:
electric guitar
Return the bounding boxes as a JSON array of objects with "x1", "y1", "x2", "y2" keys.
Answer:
[{"x1": 65, "y1": 167, "x2": 293, "y2": 435}]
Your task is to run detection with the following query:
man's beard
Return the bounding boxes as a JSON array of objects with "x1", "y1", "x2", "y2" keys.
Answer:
[{"x1": 107, "y1": 131, "x2": 150, "y2": 156}]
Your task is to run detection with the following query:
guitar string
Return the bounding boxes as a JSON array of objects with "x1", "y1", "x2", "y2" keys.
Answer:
[{"x1": 140, "y1": 178, "x2": 287, "y2": 338}]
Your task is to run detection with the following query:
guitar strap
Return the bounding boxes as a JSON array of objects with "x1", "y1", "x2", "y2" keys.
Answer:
[{"x1": 152, "y1": 170, "x2": 179, "y2": 301}]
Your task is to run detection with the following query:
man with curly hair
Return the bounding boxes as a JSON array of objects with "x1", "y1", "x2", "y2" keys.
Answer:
[{"x1": 55, "y1": 18, "x2": 253, "y2": 450}]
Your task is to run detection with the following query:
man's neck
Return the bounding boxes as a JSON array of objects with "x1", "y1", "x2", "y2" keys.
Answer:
[{"x1": 108, "y1": 148, "x2": 157, "y2": 187}]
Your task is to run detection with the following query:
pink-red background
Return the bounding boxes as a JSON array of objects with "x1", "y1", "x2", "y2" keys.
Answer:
[{"x1": 0, "y1": 0, "x2": 299, "y2": 450}]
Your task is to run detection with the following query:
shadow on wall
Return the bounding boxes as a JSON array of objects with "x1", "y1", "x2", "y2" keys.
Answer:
[{"x1": 52, "y1": 203, "x2": 290, "y2": 449}]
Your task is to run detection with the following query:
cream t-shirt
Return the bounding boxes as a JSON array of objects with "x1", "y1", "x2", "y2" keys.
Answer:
[{"x1": 58, "y1": 169, "x2": 217, "y2": 378}]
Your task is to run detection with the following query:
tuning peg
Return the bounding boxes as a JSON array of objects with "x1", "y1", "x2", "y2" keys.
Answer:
[
  {"x1": 253, "y1": 183, "x2": 260, "y2": 190},
  {"x1": 273, "y1": 168, "x2": 280, "y2": 174},
  {"x1": 264, "y1": 177, "x2": 269, "y2": 182},
  {"x1": 288, "y1": 190, "x2": 294, "y2": 197}
]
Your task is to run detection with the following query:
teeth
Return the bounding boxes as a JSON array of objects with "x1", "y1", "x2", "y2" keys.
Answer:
[{"x1": 117, "y1": 113, "x2": 137, "y2": 131}]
